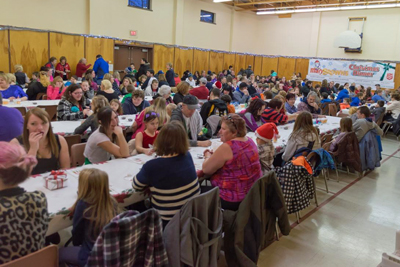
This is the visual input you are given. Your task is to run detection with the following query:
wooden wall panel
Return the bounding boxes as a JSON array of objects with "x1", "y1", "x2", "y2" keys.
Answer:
[
  {"x1": 253, "y1": 56, "x2": 262, "y2": 76},
  {"x1": 246, "y1": 55, "x2": 255, "y2": 70},
  {"x1": 235, "y1": 54, "x2": 247, "y2": 72},
  {"x1": 0, "y1": 30, "x2": 9, "y2": 73},
  {"x1": 10, "y1": 30, "x2": 48, "y2": 77},
  {"x1": 193, "y1": 49, "x2": 209, "y2": 73},
  {"x1": 394, "y1": 64, "x2": 400, "y2": 90},
  {"x1": 223, "y1": 53, "x2": 236, "y2": 73},
  {"x1": 49, "y1": 33, "x2": 84, "y2": 76},
  {"x1": 277, "y1": 57, "x2": 296, "y2": 79},
  {"x1": 85, "y1": 37, "x2": 114, "y2": 69},
  {"x1": 173, "y1": 47, "x2": 193, "y2": 77},
  {"x1": 261, "y1": 57, "x2": 279, "y2": 76},
  {"x1": 295, "y1": 58, "x2": 309, "y2": 80},
  {"x1": 209, "y1": 52, "x2": 224, "y2": 74},
  {"x1": 153, "y1": 44, "x2": 174, "y2": 75}
]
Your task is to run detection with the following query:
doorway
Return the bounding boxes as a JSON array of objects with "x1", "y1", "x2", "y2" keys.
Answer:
[{"x1": 114, "y1": 45, "x2": 153, "y2": 77}]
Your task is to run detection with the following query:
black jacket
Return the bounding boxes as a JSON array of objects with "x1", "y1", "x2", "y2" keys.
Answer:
[
  {"x1": 135, "y1": 63, "x2": 150, "y2": 80},
  {"x1": 166, "y1": 69, "x2": 175, "y2": 87},
  {"x1": 320, "y1": 87, "x2": 332, "y2": 95},
  {"x1": 301, "y1": 85, "x2": 311, "y2": 97},
  {"x1": 122, "y1": 97, "x2": 150, "y2": 115},
  {"x1": 26, "y1": 81, "x2": 47, "y2": 100},
  {"x1": 173, "y1": 92, "x2": 185, "y2": 105},
  {"x1": 200, "y1": 99, "x2": 227, "y2": 125}
]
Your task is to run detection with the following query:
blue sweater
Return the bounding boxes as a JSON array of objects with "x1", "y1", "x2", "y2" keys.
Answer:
[
  {"x1": 336, "y1": 89, "x2": 350, "y2": 103},
  {"x1": 350, "y1": 97, "x2": 361, "y2": 107},
  {"x1": 122, "y1": 98, "x2": 150, "y2": 115},
  {"x1": 93, "y1": 57, "x2": 109, "y2": 79},
  {"x1": 372, "y1": 94, "x2": 386, "y2": 103},
  {"x1": 320, "y1": 99, "x2": 332, "y2": 104},
  {"x1": 0, "y1": 85, "x2": 27, "y2": 99}
]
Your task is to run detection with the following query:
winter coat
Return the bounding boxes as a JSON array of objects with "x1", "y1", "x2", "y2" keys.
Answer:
[
  {"x1": 359, "y1": 130, "x2": 381, "y2": 172},
  {"x1": 353, "y1": 118, "x2": 383, "y2": 142},
  {"x1": 330, "y1": 132, "x2": 362, "y2": 173},
  {"x1": 135, "y1": 63, "x2": 150, "y2": 80},
  {"x1": 336, "y1": 89, "x2": 350, "y2": 103},
  {"x1": 199, "y1": 99, "x2": 228, "y2": 125},
  {"x1": 223, "y1": 171, "x2": 290, "y2": 267},
  {"x1": 166, "y1": 69, "x2": 175, "y2": 87},
  {"x1": 122, "y1": 97, "x2": 150, "y2": 115},
  {"x1": 26, "y1": 81, "x2": 47, "y2": 100},
  {"x1": 93, "y1": 57, "x2": 109, "y2": 79}
]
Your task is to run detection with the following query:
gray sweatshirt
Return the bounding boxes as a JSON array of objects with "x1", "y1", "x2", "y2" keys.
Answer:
[{"x1": 353, "y1": 118, "x2": 383, "y2": 142}]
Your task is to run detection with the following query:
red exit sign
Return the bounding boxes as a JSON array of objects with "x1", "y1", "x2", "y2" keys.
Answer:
[{"x1": 130, "y1": 30, "x2": 137, "y2": 36}]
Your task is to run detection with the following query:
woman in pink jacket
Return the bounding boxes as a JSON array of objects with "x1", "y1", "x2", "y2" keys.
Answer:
[
  {"x1": 47, "y1": 76, "x2": 66, "y2": 100},
  {"x1": 55, "y1": 56, "x2": 71, "y2": 80}
]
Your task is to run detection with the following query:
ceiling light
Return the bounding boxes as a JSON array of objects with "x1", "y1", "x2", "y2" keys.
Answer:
[
  {"x1": 294, "y1": 8, "x2": 316, "y2": 12},
  {"x1": 340, "y1": 5, "x2": 366, "y2": 10},
  {"x1": 275, "y1": 10, "x2": 294, "y2": 14},
  {"x1": 213, "y1": 0, "x2": 232, "y2": 2},
  {"x1": 367, "y1": 3, "x2": 396, "y2": 8},
  {"x1": 316, "y1": 7, "x2": 340, "y2": 11}
]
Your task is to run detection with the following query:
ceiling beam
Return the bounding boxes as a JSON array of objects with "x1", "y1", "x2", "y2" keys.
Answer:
[{"x1": 234, "y1": 0, "x2": 300, "y2": 6}]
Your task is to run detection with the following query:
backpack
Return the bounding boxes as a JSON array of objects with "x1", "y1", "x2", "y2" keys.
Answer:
[{"x1": 207, "y1": 100, "x2": 228, "y2": 118}]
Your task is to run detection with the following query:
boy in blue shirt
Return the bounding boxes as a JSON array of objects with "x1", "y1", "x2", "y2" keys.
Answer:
[
  {"x1": 350, "y1": 92, "x2": 363, "y2": 107},
  {"x1": 372, "y1": 89, "x2": 387, "y2": 103}
]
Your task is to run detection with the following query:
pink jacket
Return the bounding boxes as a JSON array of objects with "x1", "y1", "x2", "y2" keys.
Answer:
[{"x1": 47, "y1": 85, "x2": 66, "y2": 100}]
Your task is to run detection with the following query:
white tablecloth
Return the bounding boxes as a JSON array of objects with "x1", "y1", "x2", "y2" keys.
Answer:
[
  {"x1": 4, "y1": 100, "x2": 60, "y2": 109},
  {"x1": 51, "y1": 115, "x2": 136, "y2": 136}
]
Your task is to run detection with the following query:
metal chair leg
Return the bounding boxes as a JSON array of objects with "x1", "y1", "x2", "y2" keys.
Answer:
[
  {"x1": 346, "y1": 166, "x2": 350, "y2": 175},
  {"x1": 324, "y1": 169, "x2": 329, "y2": 193},
  {"x1": 312, "y1": 175, "x2": 319, "y2": 207},
  {"x1": 275, "y1": 221, "x2": 280, "y2": 240},
  {"x1": 296, "y1": 212, "x2": 300, "y2": 224}
]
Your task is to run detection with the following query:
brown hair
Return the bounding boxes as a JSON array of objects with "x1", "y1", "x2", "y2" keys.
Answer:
[
  {"x1": 392, "y1": 93, "x2": 400, "y2": 101},
  {"x1": 177, "y1": 81, "x2": 190, "y2": 95},
  {"x1": 290, "y1": 111, "x2": 319, "y2": 143},
  {"x1": 321, "y1": 79, "x2": 328, "y2": 88},
  {"x1": 154, "y1": 121, "x2": 189, "y2": 156},
  {"x1": 51, "y1": 76, "x2": 64, "y2": 90},
  {"x1": 59, "y1": 56, "x2": 67, "y2": 63},
  {"x1": 267, "y1": 98, "x2": 283, "y2": 110},
  {"x1": 263, "y1": 90, "x2": 273, "y2": 99},
  {"x1": 126, "y1": 84, "x2": 135, "y2": 94},
  {"x1": 132, "y1": 89, "x2": 144, "y2": 99},
  {"x1": 221, "y1": 114, "x2": 247, "y2": 137},
  {"x1": 120, "y1": 77, "x2": 132, "y2": 90},
  {"x1": 340, "y1": 117, "x2": 353, "y2": 132},
  {"x1": 358, "y1": 106, "x2": 371, "y2": 118},
  {"x1": 62, "y1": 84, "x2": 86, "y2": 106},
  {"x1": 23, "y1": 108, "x2": 59, "y2": 158},
  {"x1": 97, "y1": 106, "x2": 115, "y2": 135},
  {"x1": 245, "y1": 98, "x2": 265, "y2": 121},
  {"x1": 110, "y1": 99, "x2": 123, "y2": 115},
  {"x1": 71, "y1": 168, "x2": 117, "y2": 240},
  {"x1": 158, "y1": 73, "x2": 166, "y2": 82}
]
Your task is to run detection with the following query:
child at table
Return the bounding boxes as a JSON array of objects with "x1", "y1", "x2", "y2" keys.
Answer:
[
  {"x1": 74, "y1": 95, "x2": 109, "y2": 136},
  {"x1": 370, "y1": 100, "x2": 385, "y2": 123},
  {"x1": 255, "y1": 123, "x2": 279, "y2": 173},
  {"x1": 110, "y1": 99, "x2": 123, "y2": 115},
  {"x1": 348, "y1": 107, "x2": 358, "y2": 123},
  {"x1": 135, "y1": 111, "x2": 159, "y2": 155},
  {"x1": 340, "y1": 98, "x2": 350, "y2": 110},
  {"x1": 47, "y1": 76, "x2": 66, "y2": 100},
  {"x1": 329, "y1": 117, "x2": 353, "y2": 152},
  {"x1": 350, "y1": 93, "x2": 363, "y2": 107},
  {"x1": 166, "y1": 103, "x2": 177, "y2": 117},
  {"x1": 221, "y1": 94, "x2": 236, "y2": 114},
  {"x1": 58, "y1": 168, "x2": 119, "y2": 267}
]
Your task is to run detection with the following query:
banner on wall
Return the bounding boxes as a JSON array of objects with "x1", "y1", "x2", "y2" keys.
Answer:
[{"x1": 306, "y1": 59, "x2": 396, "y2": 89}]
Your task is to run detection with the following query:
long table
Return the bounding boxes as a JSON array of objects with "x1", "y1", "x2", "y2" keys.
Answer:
[
  {"x1": 4, "y1": 100, "x2": 60, "y2": 109},
  {"x1": 21, "y1": 116, "x2": 341, "y2": 236},
  {"x1": 51, "y1": 114, "x2": 136, "y2": 136}
]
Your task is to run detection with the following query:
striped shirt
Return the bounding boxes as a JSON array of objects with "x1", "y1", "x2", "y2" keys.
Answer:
[
  {"x1": 132, "y1": 152, "x2": 200, "y2": 221},
  {"x1": 262, "y1": 107, "x2": 288, "y2": 125}
]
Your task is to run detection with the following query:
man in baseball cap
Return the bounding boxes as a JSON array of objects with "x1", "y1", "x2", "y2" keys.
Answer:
[{"x1": 171, "y1": 95, "x2": 211, "y2": 147}]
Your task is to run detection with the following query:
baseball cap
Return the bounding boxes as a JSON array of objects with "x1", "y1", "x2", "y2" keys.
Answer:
[
  {"x1": 183, "y1": 95, "x2": 199, "y2": 110},
  {"x1": 199, "y1": 77, "x2": 207, "y2": 84}
]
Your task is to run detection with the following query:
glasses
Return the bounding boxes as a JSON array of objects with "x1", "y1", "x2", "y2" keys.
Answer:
[
  {"x1": 227, "y1": 115, "x2": 237, "y2": 130},
  {"x1": 145, "y1": 112, "x2": 159, "y2": 119}
]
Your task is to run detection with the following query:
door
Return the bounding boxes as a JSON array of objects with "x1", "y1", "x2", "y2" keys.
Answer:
[{"x1": 114, "y1": 45, "x2": 153, "y2": 76}]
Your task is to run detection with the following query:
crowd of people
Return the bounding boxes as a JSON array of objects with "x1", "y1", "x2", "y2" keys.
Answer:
[{"x1": 1, "y1": 55, "x2": 399, "y2": 266}]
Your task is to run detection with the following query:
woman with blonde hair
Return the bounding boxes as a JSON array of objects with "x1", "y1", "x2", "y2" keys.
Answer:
[
  {"x1": 0, "y1": 142, "x2": 48, "y2": 264},
  {"x1": 74, "y1": 95, "x2": 109, "y2": 135},
  {"x1": 47, "y1": 76, "x2": 66, "y2": 100},
  {"x1": 173, "y1": 81, "x2": 190, "y2": 105},
  {"x1": 119, "y1": 77, "x2": 133, "y2": 95},
  {"x1": 131, "y1": 97, "x2": 169, "y2": 140},
  {"x1": 14, "y1": 64, "x2": 30, "y2": 88},
  {"x1": 282, "y1": 111, "x2": 321, "y2": 162},
  {"x1": 113, "y1": 71, "x2": 121, "y2": 86},
  {"x1": 59, "y1": 168, "x2": 118, "y2": 266},
  {"x1": 103, "y1": 73, "x2": 122, "y2": 96},
  {"x1": 97, "y1": 79, "x2": 119, "y2": 103},
  {"x1": 26, "y1": 70, "x2": 49, "y2": 100},
  {"x1": 10, "y1": 107, "x2": 70, "y2": 174},
  {"x1": 0, "y1": 72, "x2": 28, "y2": 100}
]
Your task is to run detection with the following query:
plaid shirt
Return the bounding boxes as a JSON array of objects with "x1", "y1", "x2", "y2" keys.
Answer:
[
  {"x1": 57, "y1": 97, "x2": 87, "y2": 121},
  {"x1": 258, "y1": 140, "x2": 274, "y2": 173},
  {"x1": 86, "y1": 209, "x2": 168, "y2": 267}
]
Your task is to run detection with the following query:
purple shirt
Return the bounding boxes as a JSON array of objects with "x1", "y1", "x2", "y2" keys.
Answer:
[{"x1": 0, "y1": 105, "x2": 24, "y2": 141}]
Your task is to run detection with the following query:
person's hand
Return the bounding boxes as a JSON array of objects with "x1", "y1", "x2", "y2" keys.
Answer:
[
  {"x1": 113, "y1": 126, "x2": 123, "y2": 135},
  {"x1": 83, "y1": 108, "x2": 91, "y2": 116},
  {"x1": 198, "y1": 140, "x2": 212, "y2": 147},
  {"x1": 243, "y1": 89, "x2": 249, "y2": 96},
  {"x1": 9, "y1": 97, "x2": 15, "y2": 101},
  {"x1": 203, "y1": 149, "x2": 213, "y2": 158},
  {"x1": 29, "y1": 132, "x2": 42, "y2": 153},
  {"x1": 144, "y1": 148, "x2": 154, "y2": 156},
  {"x1": 318, "y1": 115, "x2": 326, "y2": 118},
  {"x1": 311, "y1": 102, "x2": 319, "y2": 109}
]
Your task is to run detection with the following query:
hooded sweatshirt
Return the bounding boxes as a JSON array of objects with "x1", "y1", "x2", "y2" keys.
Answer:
[
  {"x1": 353, "y1": 118, "x2": 383, "y2": 142},
  {"x1": 282, "y1": 131, "x2": 321, "y2": 162}
]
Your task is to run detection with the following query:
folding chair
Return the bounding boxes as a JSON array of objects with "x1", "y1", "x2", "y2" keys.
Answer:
[
  {"x1": 1, "y1": 245, "x2": 58, "y2": 267},
  {"x1": 36, "y1": 93, "x2": 46, "y2": 100},
  {"x1": 71, "y1": 143, "x2": 86, "y2": 167},
  {"x1": 64, "y1": 134, "x2": 82, "y2": 163},
  {"x1": 321, "y1": 134, "x2": 333, "y2": 147},
  {"x1": 37, "y1": 105, "x2": 57, "y2": 121},
  {"x1": 328, "y1": 104, "x2": 337, "y2": 117}
]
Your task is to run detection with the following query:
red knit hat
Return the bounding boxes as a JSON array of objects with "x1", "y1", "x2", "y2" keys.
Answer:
[
  {"x1": 255, "y1": 123, "x2": 279, "y2": 141},
  {"x1": 214, "y1": 81, "x2": 222, "y2": 89}
]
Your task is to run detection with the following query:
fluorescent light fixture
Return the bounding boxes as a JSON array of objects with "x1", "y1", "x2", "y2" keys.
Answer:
[
  {"x1": 316, "y1": 7, "x2": 340, "y2": 11},
  {"x1": 275, "y1": 10, "x2": 294, "y2": 14},
  {"x1": 294, "y1": 8, "x2": 316, "y2": 12},
  {"x1": 257, "y1": 11, "x2": 278, "y2": 15},
  {"x1": 213, "y1": 0, "x2": 231, "y2": 2},
  {"x1": 340, "y1": 5, "x2": 366, "y2": 10},
  {"x1": 367, "y1": 3, "x2": 396, "y2": 8}
]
